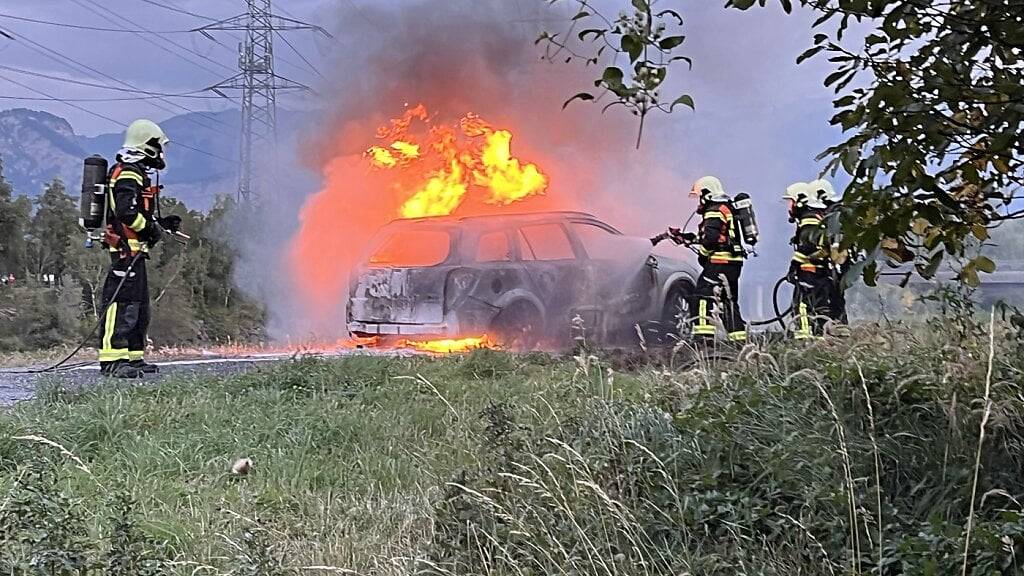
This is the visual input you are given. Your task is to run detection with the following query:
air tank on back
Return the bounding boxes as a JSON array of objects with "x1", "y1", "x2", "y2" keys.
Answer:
[
  {"x1": 732, "y1": 192, "x2": 759, "y2": 246},
  {"x1": 79, "y1": 155, "x2": 108, "y2": 232}
]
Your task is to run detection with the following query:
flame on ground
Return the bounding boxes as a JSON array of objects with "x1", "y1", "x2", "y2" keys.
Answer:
[
  {"x1": 397, "y1": 334, "x2": 498, "y2": 354},
  {"x1": 365, "y1": 105, "x2": 549, "y2": 218}
]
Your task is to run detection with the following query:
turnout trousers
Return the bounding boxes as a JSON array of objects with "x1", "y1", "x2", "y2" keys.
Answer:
[
  {"x1": 98, "y1": 253, "x2": 150, "y2": 367},
  {"x1": 793, "y1": 269, "x2": 831, "y2": 339},
  {"x1": 692, "y1": 261, "x2": 747, "y2": 342}
]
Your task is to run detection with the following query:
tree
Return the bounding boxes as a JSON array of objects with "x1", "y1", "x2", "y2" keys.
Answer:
[
  {"x1": 26, "y1": 178, "x2": 78, "y2": 284},
  {"x1": 549, "y1": 0, "x2": 1024, "y2": 285},
  {"x1": 540, "y1": 0, "x2": 695, "y2": 148},
  {"x1": 0, "y1": 157, "x2": 30, "y2": 277}
]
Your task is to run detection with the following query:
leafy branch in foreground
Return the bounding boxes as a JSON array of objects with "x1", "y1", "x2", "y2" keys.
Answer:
[
  {"x1": 538, "y1": 0, "x2": 694, "y2": 148},
  {"x1": 729, "y1": 0, "x2": 1024, "y2": 287}
]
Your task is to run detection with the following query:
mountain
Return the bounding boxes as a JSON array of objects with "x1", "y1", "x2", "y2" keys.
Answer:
[{"x1": 0, "y1": 107, "x2": 307, "y2": 209}]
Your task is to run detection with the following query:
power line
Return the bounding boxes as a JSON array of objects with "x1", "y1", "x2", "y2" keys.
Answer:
[
  {"x1": 0, "y1": 64, "x2": 221, "y2": 98},
  {"x1": 71, "y1": 0, "x2": 234, "y2": 77},
  {"x1": 274, "y1": 30, "x2": 324, "y2": 80},
  {"x1": 0, "y1": 25, "x2": 235, "y2": 135},
  {"x1": 0, "y1": 94, "x2": 221, "y2": 102},
  {"x1": 0, "y1": 12, "x2": 195, "y2": 33},
  {"x1": 0, "y1": 71, "x2": 233, "y2": 163},
  {"x1": 136, "y1": 0, "x2": 218, "y2": 22}
]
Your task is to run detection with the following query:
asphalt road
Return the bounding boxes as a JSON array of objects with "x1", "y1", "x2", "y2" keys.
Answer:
[{"x1": 0, "y1": 349, "x2": 418, "y2": 406}]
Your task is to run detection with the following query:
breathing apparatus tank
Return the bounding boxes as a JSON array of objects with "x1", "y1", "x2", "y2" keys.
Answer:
[
  {"x1": 731, "y1": 192, "x2": 759, "y2": 246},
  {"x1": 79, "y1": 155, "x2": 108, "y2": 246}
]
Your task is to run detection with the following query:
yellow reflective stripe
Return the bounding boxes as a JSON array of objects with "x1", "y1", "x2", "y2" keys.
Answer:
[
  {"x1": 116, "y1": 171, "x2": 144, "y2": 185},
  {"x1": 108, "y1": 239, "x2": 147, "y2": 253},
  {"x1": 693, "y1": 299, "x2": 716, "y2": 335},
  {"x1": 728, "y1": 331, "x2": 748, "y2": 341},
  {"x1": 795, "y1": 302, "x2": 811, "y2": 339},
  {"x1": 102, "y1": 302, "x2": 117, "y2": 352},
  {"x1": 99, "y1": 349, "x2": 130, "y2": 362},
  {"x1": 128, "y1": 213, "x2": 147, "y2": 232},
  {"x1": 710, "y1": 253, "x2": 744, "y2": 262},
  {"x1": 703, "y1": 211, "x2": 724, "y2": 220},
  {"x1": 792, "y1": 252, "x2": 810, "y2": 263},
  {"x1": 128, "y1": 351, "x2": 144, "y2": 361},
  {"x1": 800, "y1": 218, "x2": 822, "y2": 226},
  {"x1": 108, "y1": 188, "x2": 117, "y2": 211}
]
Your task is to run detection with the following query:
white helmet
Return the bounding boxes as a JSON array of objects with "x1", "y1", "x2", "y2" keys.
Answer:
[
  {"x1": 689, "y1": 175, "x2": 729, "y2": 203},
  {"x1": 783, "y1": 182, "x2": 810, "y2": 202},
  {"x1": 804, "y1": 195, "x2": 827, "y2": 210},
  {"x1": 123, "y1": 119, "x2": 169, "y2": 164},
  {"x1": 808, "y1": 179, "x2": 839, "y2": 204}
]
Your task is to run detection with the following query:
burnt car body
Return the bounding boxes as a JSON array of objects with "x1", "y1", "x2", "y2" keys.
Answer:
[{"x1": 347, "y1": 211, "x2": 699, "y2": 347}]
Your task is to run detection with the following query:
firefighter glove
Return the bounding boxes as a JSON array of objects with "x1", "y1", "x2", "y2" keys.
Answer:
[
  {"x1": 681, "y1": 232, "x2": 697, "y2": 245},
  {"x1": 158, "y1": 215, "x2": 182, "y2": 233},
  {"x1": 142, "y1": 219, "x2": 165, "y2": 247}
]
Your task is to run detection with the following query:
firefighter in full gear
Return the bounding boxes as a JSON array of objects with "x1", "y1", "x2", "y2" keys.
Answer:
[
  {"x1": 790, "y1": 191, "x2": 831, "y2": 339},
  {"x1": 809, "y1": 178, "x2": 849, "y2": 326},
  {"x1": 689, "y1": 176, "x2": 748, "y2": 342},
  {"x1": 98, "y1": 119, "x2": 176, "y2": 378}
]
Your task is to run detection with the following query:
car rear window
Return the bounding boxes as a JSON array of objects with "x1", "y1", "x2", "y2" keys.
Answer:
[
  {"x1": 368, "y1": 229, "x2": 451, "y2": 267},
  {"x1": 518, "y1": 224, "x2": 575, "y2": 261}
]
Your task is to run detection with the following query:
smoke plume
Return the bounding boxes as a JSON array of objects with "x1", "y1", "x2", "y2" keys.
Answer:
[{"x1": 246, "y1": 0, "x2": 693, "y2": 339}]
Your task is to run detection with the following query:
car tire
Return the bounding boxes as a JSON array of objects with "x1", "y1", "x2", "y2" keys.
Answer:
[
  {"x1": 491, "y1": 302, "x2": 542, "y2": 351},
  {"x1": 658, "y1": 284, "x2": 693, "y2": 345}
]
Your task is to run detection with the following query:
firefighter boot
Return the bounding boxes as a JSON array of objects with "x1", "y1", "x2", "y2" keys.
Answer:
[
  {"x1": 129, "y1": 359, "x2": 159, "y2": 374},
  {"x1": 101, "y1": 360, "x2": 144, "y2": 379}
]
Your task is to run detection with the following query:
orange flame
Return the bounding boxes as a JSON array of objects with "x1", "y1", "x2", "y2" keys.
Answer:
[
  {"x1": 366, "y1": 105, "x2": 548, "y2": 218},
  {"x1": 398, "y1": 334, "x2": 498, "y2": 354}
]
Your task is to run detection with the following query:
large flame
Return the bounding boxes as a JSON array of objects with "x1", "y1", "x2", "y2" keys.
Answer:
[{"x1": 365, "y1": 105, "x2": 549, "y2": 218}]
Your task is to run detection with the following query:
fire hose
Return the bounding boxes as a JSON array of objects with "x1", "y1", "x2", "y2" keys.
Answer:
[{"x1": 5, "y1": 251, "x2": 146, "y2": 375}]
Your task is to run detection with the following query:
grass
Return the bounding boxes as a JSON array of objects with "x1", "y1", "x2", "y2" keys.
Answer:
[{"x1": 1, "y1": 325, "x2": 1023, "y2": 575}]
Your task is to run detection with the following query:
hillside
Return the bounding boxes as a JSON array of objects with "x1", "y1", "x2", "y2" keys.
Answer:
[{"x1": 0, "y1": 107, "x2": 306, "y2": 208}]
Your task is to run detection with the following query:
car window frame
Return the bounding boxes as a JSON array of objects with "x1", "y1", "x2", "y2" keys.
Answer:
[
  {"x1": 515, "y1": 221, "x2": 582, "y2": 262},
  {"x1": 567, "y1": 219, "x2": 623, "y2": 261},
  {"x1": 472, "y1": 228, "x2": 517, "y2": 264}
]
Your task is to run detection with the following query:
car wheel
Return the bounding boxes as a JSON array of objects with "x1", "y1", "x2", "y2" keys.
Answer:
[
  {"x1": 659, "y1": 284, "x2": 692, "y2": 345},
  {"x1": 491, "y1": 302, "x2": 542, "y2": 351}
]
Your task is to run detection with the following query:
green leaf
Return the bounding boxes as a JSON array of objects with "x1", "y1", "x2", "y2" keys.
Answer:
[
  {"x1": 670, "y1": 55, "x2": 694, "y2": 69},
  {"x1": 562, "y1": 92, "x2": 595, "y2": 109},
  {"x1": 780, "y1": 0, "x2": 793, "y2": 13},
  {"x1": 572, "y1": 11, "x2": 590, "y2": 20},
  {"x1": 631, "y1": 0, "x2": 649, "y2": 11},
  {"x1": 961, "y1": 264, "x2": 980, "y2": 287},
  {"x1": 824, "y1": 69, "x2": 847, "y2": 87},
  {"x1": 621, "y1": 34, "x2": 643, "y2": 63},
  {"x1": 975, "y1": 255, "x2": 996, "y2": 274},
  {"x1": 656, "y1": 9, "x2": 684, "y2": 25},
  {"x1": 578, "y1": 28, "x2": 605, "y2": 41},
  {"x1": 659, "y1": 36, "x2": 686, "y2": 50},
  {"x1": 601, "y1": 67, "x2": 625, "y2": 89},
  {"x1": 671, "y1": 94, "x2": 695, "y2": 111},
  {"x1": 797, "y1": 45, "x2": 825, "y2": 64}
]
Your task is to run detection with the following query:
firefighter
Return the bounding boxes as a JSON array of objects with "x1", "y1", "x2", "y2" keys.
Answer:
[
  {"x1": 790, "y1": 190, "x2": 831, "y2": 340},
  {"x1": 689, "y1": 176, "x2": 747, "y2": 343},
  {"x1": 98, "y1": 119, "x2": 177, "y2": 378},
  {"x1": 809, "y1": 179, "x2": 849, "y2": 326}
]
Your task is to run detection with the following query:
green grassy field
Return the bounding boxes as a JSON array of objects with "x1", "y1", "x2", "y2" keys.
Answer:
[{"x1": 1, "y1": 322, "x2": 1022, "y2": 575}]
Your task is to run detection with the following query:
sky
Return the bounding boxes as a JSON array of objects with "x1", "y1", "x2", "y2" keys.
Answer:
[{"x1": 0, "y1": 0, "x2": 852, "y2": 329}]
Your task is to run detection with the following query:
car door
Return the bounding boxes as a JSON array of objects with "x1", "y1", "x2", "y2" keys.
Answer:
[
  {"x1": 568, "y1": 220, "x2": 660, "y2": 337},
  {"x1": 515, "y1": 221, "x2": 584, "y2": 340}
]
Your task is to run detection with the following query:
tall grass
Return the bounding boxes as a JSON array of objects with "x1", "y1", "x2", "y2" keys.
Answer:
[{"x1": 0, "y1": 323, "x2": 1022, "y2": 574}]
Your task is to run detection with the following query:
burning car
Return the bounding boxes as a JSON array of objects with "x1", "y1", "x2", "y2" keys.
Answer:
[{"x1": 347, "y1": 211, "x2": 698, "y2": 348}]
